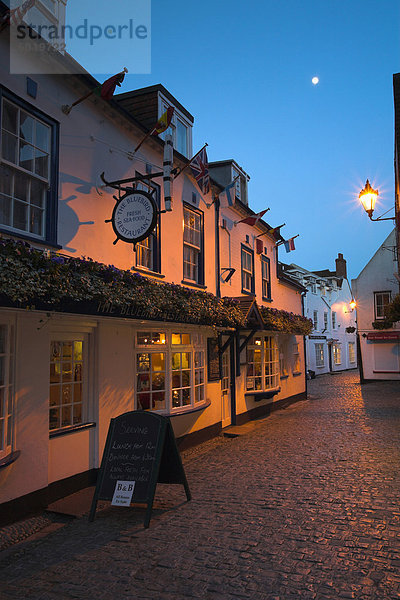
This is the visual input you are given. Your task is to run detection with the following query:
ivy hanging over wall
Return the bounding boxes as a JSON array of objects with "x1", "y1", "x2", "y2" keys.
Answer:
[
  {"x1": 0, "y1": 239, "x2": 245, "y2": 328},
  {"x1": 260, "y1": 306, "x2": 313, "y2": 335},
  {"x1": 384, "y1": 294, "x2": 400, "y2": 325}
]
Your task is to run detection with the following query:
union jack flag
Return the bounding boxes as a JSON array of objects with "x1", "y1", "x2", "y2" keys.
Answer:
[
  {"x1": 0, "y1": 0, "x2": 35, "y2": 32},
  {"x1": 189, "y1": 147, "x2": 209, "y2": 195}
]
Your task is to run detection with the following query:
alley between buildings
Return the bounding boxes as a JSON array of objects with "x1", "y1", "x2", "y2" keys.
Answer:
[{"x1": 1, "y1": 370, "x2": 400, "y2": 600}]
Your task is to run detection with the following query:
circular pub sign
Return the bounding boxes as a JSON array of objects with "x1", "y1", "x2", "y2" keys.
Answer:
[{"x1": 111, "y1": 190, "x2": 158, "y2": 244}]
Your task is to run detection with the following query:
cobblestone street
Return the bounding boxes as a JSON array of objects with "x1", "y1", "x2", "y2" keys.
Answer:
[{"x1": 1, "y1": 370, "x2": 400, "y2": 600}]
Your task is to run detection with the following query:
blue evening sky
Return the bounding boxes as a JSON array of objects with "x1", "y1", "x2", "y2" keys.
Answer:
[{"x1": 66, "y1": 0, "x2": 400, "y2": 281}]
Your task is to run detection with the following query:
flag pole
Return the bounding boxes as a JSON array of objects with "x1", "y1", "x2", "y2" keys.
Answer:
[
  {"x1": 276, "y1": 234, "x2": 299, "y2": 247},
  {"x1": 256, "y1": 223, "x2": 285, "y2": 238},
  {"x1": 173, "y1": 143, "x2": 208, "y2": 180},
  {"x1": 62, "y1": 68, "x2": 128, "y2": 115},
  {"x1": 132, "y1": 127, "x2": 156, "y2": 155}
]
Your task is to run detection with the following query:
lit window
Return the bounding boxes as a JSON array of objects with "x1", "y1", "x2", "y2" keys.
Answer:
[
  {"x1": 183, "y1": 206, "x2": 203, "y2": 284},
  {"x1": 374, "y1": 292, "x2": 391, "y2": 320},
  {"x1": 49, "y1": 341, "x2": 85, "y2": 431},
  {"x1": 171, "y1": 333, "x2": 191, "y2": 345},
  {"x1": 1, "y1": 95, "x2": 56, "y2": 241},
  {"x1": 348, "y1": 342, "x2": 356, "y2": 364},
  {"x1": 241, "y1": 246, "x2": 254, "y2": 294},
  {"x1": 333, "y1": 344, "x2": 341, "y2": 365},
  {"x1": 137, "y1": 332, "x2": 166, "y2": 346},
  {"x1": 246, "y1": 335, "x2": 279, "y2": 391},
  {"x1": 137, "y1": 352, "x2": 166, "y2": 411},
  {"x1": 315, "y1": 343, "x2": 324, "y2": 367},
  {"x1": 0, "y1": 322, "x2": 15, "y2": 460}
]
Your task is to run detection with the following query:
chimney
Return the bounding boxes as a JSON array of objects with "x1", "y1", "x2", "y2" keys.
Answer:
[{"x1": 335, "y1": 253, "x2": 347, "y2": 279}]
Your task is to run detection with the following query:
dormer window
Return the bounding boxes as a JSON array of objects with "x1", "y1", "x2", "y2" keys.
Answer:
[
  {"x1": 159, "y1": 97, "x2": 192, "y2": 158},
  {"x1": 232, "y1": 165, "x2": 248, "y2": 204}
]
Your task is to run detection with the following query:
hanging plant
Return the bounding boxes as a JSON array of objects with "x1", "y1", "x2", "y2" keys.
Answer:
[
  {"x1": 0, "y1": 238, "x2": 245, "y2": 329},
  {"x1": 372, "y1": 319, "x2": 393, "y2": 330},
  {"x1": 384, "y1": 294, "x2": 400, "y2": 324},
  {"x1": 345, "y1": 326, "x2": 356, "y2": 333},
  {"x1": 260, "y1": 306, "x2": 313, "y2": 335}
]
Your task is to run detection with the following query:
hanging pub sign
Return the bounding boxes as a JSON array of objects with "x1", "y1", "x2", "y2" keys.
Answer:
[{"x1": 111, "y1": 190, "x2": 158, "y2": 245}]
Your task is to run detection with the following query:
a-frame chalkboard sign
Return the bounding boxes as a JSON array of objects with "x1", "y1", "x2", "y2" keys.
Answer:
[{"x1": 89, "y1": 411, "x2": 191, "y2": 528}]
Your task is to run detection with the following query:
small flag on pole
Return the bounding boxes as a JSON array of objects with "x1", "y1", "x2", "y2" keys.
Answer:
[
  {"x1": 62, "y1": 68, "x2": 128, "y2": 114},
  {"x1": 153, "y1": 107, "x2": 175, "y2": 136},
  {"x1": 234, "y1": 209, "x2": 269, "y2": 227},
  {"x1": 283, "y1": 237, "x2": 296, "y2": 253},
  {"x1": 219, "y1": 177, "x2": 239, "y2": 207},
  {"x1": 267, "y1": 226, "x2": 282, "y2": 241},
  {"x1": 189, "y1": 147, "x2": 209, "y2": 195}
]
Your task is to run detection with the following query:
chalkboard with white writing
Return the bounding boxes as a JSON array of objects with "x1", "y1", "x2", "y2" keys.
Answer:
[{"x1": 89, "y1": 411, "x2": 191, "y2": 527}]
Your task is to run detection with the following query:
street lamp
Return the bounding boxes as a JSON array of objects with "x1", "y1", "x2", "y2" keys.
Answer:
[
  {"x1": 349, "y1": 299, "x2": 357, "y2": 310},
  {"x1": 359, "y1": 179, "x2": 394, "y2": 221}
]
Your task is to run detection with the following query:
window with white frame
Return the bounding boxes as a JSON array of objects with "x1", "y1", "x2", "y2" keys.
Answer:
[
  {"x1": 374, "y1": 292, "x2": 391, "y2": 320},
  {"x1": 241, "y1": 246, "x2": 254, "y2": 294},
  {"x1": 348, "y1": 342, "x2": 356, "y2": 364},
  {"x1": 323, "y1": 312, "x2": 328, "y2": 331},
  {"x1": 134, "y1": 177, "x2": 161, "y2": 273},
  {"x1": 1, "y1": 94, "x2": 56, "y2": 241},
  {"x1": 293, "y1": 342, "x2": 301, "y2": 373},
  {"x1": 0, "y1": 322, "x2": 15, "y2": 460},
  {"x1": 261, "y1": 255, "x2": 271, "y2": 300},
  {"x1": 183, "y1": 205, "x2": 203, "y2": 284},
  {"x1": 332, "y1": 311, "x2": 337, "y2": 329},
  {"x1": 313, "y1": 310, "x2": 318, "y2": 330},
  {"x1": 136, "y1": 331, "x2": 205, "y2": 414},
  {"x1": 159, "y1": 100, "x2": 192, "y2": 158},
  {"x1": 49, "y1": 339, "x2": 86, "y2": 431},
  {"x1": 309, "y1": 282, "x2": 317, "y2": 294},
  {"x1": 333, "y1": 344, "x2": 341, "y2": 365},
  {"x1": 315, "y1": 343, "x2": 324, "y2": 367},
  {"x1": 246, "y1": 335, "x2": 279, "y2": 391}
]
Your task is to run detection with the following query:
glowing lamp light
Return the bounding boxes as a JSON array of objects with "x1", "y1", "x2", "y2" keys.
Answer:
[
  {"x1": 349, "y1": 299, "x2": 357, "y2": 310},
  {"x1": 359, "y1": 179, "x2": 378, "y2": 218}
]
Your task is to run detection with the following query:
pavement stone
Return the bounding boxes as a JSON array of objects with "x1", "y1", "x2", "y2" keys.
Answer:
[{"x1": 1, "y1": 371, "x2": 400, "y2": 599}]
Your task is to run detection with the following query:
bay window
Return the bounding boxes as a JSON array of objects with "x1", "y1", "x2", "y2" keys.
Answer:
[
  {"x1": 136, "y1": 331, "x2": 206, "y2": 414},
  {"x1": 246, "y1": 335, "x2": 279, "y2": 391}
]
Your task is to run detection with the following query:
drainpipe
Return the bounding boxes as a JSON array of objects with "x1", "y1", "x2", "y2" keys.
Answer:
[
  {"x1": 215, "y1": 195, "x2": 221, "y2": 299},
  {"x1": 301, "y1": 291, "x2": 308, "y2": 399}
]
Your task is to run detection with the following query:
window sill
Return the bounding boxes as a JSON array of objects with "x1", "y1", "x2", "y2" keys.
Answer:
[
  {"x1": 0, "y1": 450, "x2": 21, "y2": 470},
  {"x1": 245, "y1": 388, "x2": 280, "y2": 401},
  {"x1": 241, "y1": 290, "x2": 255, "y2": 296},
  {"x1": 162, "y1": 400, "x2": 211, "y2": 417},
  {"x1": 0, "y1": 228, "x2": 61, "y2": 250},
  {"x1": 262, "y1": 297, "x2": 273, "y2": 302},
  {"x1": 181, "y1": 280, "x2": 207, "y2": 290},
  {"x1": 49, "y1": 422, "x2": 96, "y2": 439},
  {"x1": 293, "y1": 371, "x2": 302, "y2": 377},
  {"x1": 131, "y1": 266, "x2": 165, "y2": 279}
]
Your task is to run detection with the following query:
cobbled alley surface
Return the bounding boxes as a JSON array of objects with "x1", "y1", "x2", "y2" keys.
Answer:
[{"x1": 1, "y1": 370, "x2": 400, "y2": 600}]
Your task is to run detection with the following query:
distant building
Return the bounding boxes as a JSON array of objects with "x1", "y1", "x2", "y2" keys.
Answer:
[
  {"x1": 282, "y1": 255, "x2": 357, "y2": 375},
  {"x1": 352, "y1": 230, "x2": 400, "y2": 381}
]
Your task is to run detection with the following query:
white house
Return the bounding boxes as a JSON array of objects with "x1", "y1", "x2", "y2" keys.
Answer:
[
  {"x1": 352, "y1": 230, "x2": 400, "y2": 381},
  {"x1": 281, "y1": 254, "x2": 358, "y2": 375}
]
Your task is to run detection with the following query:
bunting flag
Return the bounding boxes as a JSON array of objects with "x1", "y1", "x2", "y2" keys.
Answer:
[
  {"x1": 189, "y1": 147, "x2": 209, "y2": 194},
  {"x1": 235, "y1": 209, "x2": 269, "y2": 227},
  {"x1": 283, "y1": 237, "x2": 296, "y2": 252},
  {"x1": 152, "y1": 106, "x2": 175, "y2": 136},
  {"x1": 219, "y1": 177, "x2": 239, "y2": 207},
  {"x1": 267, "y1": 225, "x2": 282, "y2": 241},
  {"x1": 0, "y1": 0, "x2": 35, "y2": 32},
  {"x1": 62, "y1": 68, "x2": 128, "y2": 115}
]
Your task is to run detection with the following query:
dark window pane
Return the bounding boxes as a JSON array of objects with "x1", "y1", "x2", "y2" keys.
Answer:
[
  {"x1": 34, "y1": 149, "x2": 48, "y2": 179},
  {"x1": 19, "y1": 141, "x2": 34, "y2": 172},
  {"x1": 2, "y1": 101, "x2": 18, "y2": 134},
  {"x1": 2, "y1": 132, "x2": 18, "y2": 164},
  {"x1": 13, "y1": 200, "x2": 28, "y2": 231},
  {"x1": 14, "y1": 172, "x2": 30, "y2": 201},
  {"x1": 35, "y1": 121, "x2": 50, "y2": 152},
  {"x1": 0, "y1": 194, "x2": 11, "y2": 226},
  {"x1": 20, "y1": 112, "x2": 34, "y2": 143}
]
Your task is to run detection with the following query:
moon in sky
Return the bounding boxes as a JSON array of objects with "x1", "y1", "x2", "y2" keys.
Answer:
[{"x1": 312, "y1": 76, "x2": 319, "y2": 85}]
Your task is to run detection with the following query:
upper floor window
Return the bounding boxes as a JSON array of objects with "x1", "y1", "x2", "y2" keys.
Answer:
[
  {"x1": 323, "y1": 312, "x2": 328, "y2": 331},
  {"x1": 332, "y1": 311, "x2": 337, "y2": 329},
  {"x1": 309, "y1": 282, "x2": 317, "y2": 294},
  {"x1": 241, "y1": 245, "x2": 254, "y2": 294},
  {"x1": 0, "y1": 90, "x2": 58, "y2": 244},
  {"x1": 134, "y1": 177, "x2": 161, "y2": 273},
  {"x1": 374, "y1": 291, "x2": 391, "y2": 320},
  {"x1": 183, "y1": 205, "x2": 204, "y2": 285},
  {"x1": 0, "y1": 322, "x2": 15, "y2": 461},
  {"x1": 261, "y1": 255, "x2": 271, "y2": 300},
  {"x1": 159, "y1": 100, "x2": 192, "y2": 158},
  {"x1": 313, "y1": 310, "x2": 318, "y2": 330}
]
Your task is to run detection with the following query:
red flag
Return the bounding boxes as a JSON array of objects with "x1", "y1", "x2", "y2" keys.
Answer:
[
  {"x1": 94, "y1": 71, "x2": 127, "y2": 100},
  {"x1": 235, "y1": 209, "x2": 269, "y2": 226}
]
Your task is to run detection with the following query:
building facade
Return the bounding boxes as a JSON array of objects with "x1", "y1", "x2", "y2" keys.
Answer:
[
  {"x1": 282, "y1": 255, "x2": 358, "y2": 375},
  {"x1": 0, "y1": 2, "x2": 309, "y2": 522}
]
